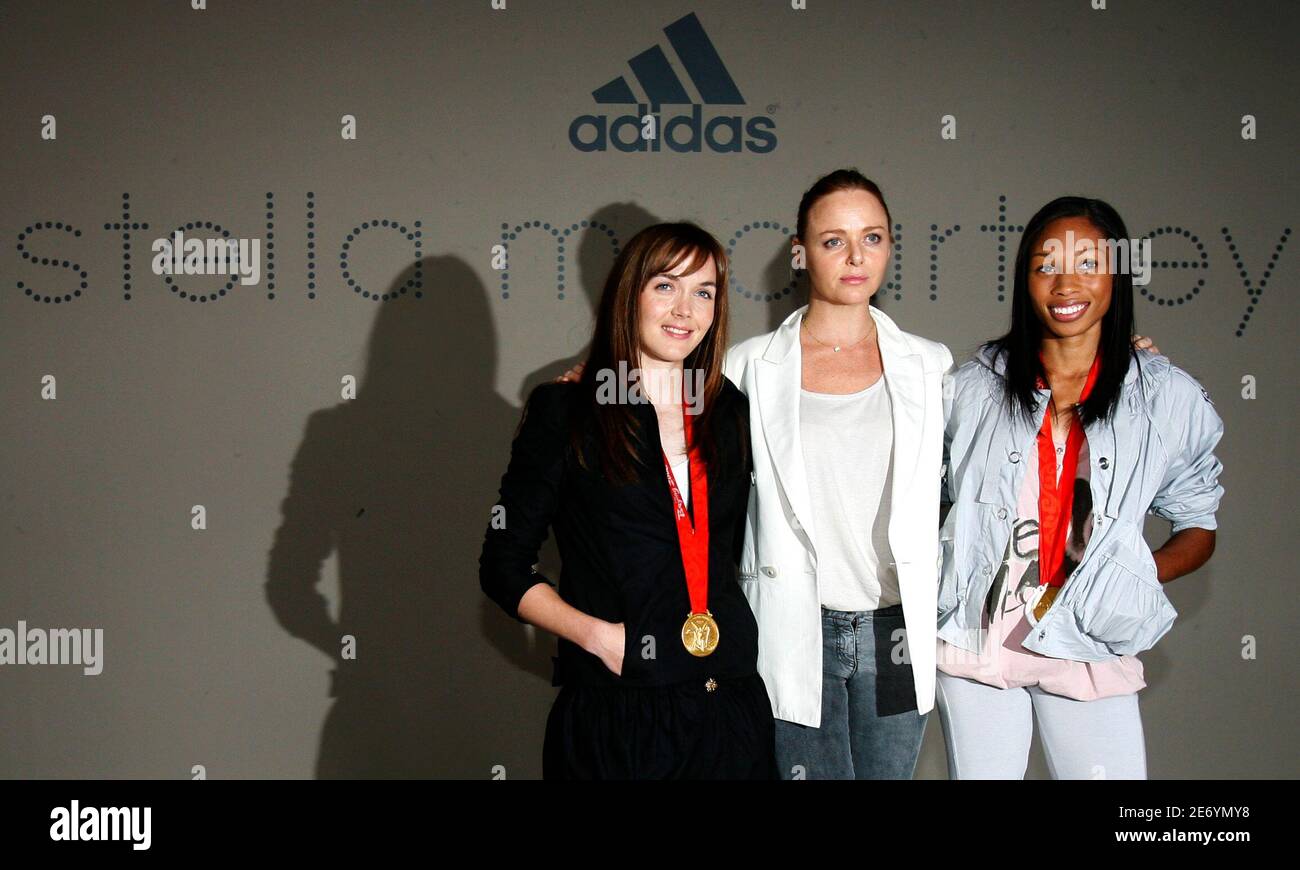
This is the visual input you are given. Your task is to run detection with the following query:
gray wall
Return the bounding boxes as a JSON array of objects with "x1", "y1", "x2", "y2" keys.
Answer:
[{"x1": 1, "y1": 0, "x2": 1294, "y2": 778}]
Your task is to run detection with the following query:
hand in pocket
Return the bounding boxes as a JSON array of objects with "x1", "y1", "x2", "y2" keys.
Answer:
[{"x1": 588, "y1": 619, "x2": 626, "y2": 676}]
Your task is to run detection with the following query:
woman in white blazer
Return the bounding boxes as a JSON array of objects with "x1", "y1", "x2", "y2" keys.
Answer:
[{"x1": 722, "y1": 169, "x2": 952, "y2": 779}]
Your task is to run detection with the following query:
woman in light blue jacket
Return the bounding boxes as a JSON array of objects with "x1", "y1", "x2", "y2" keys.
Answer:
[{"x1": 935, "y1": 196, "x2": 1224, "y2": 779}]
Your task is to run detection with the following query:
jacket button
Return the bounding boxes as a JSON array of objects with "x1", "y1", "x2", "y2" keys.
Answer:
[
  {"x1": 996, "y1": 507, "x2": 1008, "y2": 520},
  {"x1": 762, "y1": 566, "x2": 778, "y2": 577},
  {"x1": 981, "y1": 565, "x2": 991, "y2": 576},
  {"x1": 1009, "y1": 451, "x2": 1021, "y2": 463},
  {"x1": 1099, "y1": 457, "x2": 1110, "y2": 470}
]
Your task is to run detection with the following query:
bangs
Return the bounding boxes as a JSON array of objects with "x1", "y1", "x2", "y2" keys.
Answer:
[{"x1": 644, "y1": 234, "x2": 723, "y2": 284}]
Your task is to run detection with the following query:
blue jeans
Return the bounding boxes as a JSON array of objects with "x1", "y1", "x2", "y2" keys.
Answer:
[{"x1": 774, "y1": 605, "x2": 927, "y2": 779}]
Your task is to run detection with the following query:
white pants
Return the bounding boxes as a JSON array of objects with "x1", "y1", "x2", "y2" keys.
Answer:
[{"x1": 935, "y1": 672, "x2": 1148, "y2": 779}]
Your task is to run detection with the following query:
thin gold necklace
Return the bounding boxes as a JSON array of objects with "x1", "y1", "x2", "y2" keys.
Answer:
[{"x1": 801, "y1": 313, "x2": 873, "y2": 353}]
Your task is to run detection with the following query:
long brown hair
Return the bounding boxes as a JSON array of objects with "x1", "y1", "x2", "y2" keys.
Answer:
[{"x1": 573, "y1": 222, "x2": 736, "y2": 484}]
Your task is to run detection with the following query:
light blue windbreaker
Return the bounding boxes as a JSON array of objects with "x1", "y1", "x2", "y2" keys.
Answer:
[{"x1": 937, "y1": 345, "x2": 1224, "y2": 661}]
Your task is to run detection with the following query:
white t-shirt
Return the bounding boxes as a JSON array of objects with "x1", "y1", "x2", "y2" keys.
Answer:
[
  {"x1": 669, "y1": 457, "x2": 689, "y2": 508},
  {"x1": 799, "y1": 376, "x2": 899, "y2": 611}
]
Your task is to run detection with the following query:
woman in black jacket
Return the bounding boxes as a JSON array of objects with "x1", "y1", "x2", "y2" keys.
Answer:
[{"x1": 479, "y1": 222, "x2": 776, "y2": 779}]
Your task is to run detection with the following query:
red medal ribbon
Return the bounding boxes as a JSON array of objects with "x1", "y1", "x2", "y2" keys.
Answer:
[
  {"x1": 662, "y1": 405, "x2": 709, "y2": 615},
  {"x1": 1034, "y1": 352, "x2": 1101, "y2": 587}
]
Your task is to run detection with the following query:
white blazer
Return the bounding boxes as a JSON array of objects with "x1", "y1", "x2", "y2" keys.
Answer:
[{"x1": 724, "y1": 304, "x2": 953, "y2": 725}]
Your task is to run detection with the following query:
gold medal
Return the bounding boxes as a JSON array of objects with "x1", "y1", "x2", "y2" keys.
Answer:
[
  {"x1": 681, "y1": 610, "x2": 720, "y2": 656},
  {"x1": 665, "y1": 409, "x2": 716, "y2": 657},
  {"x1": 1032, "y1": 585, "x2": 1060, "y2": 622}
]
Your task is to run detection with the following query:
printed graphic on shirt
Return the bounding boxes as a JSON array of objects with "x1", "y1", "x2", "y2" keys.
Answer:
[
  {"x1": 936, "y1": 422, "x2": 1146, "y2": 699},
  {"x1": 984, "y1": 432, "x2": 1094, "y2": 626}
]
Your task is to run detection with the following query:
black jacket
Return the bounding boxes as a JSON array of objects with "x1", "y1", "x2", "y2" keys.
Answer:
[{"x1": 480, "y1": 379, "x2": 758, "y2": 688}]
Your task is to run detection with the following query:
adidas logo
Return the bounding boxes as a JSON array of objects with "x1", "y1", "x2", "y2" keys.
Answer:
[{"x1": 569, "y1": 12, "x2": 777, "y2": 154}]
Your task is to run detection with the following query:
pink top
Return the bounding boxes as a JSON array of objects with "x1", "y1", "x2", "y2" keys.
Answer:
[{"x1": 936, "y1": 424, "x2": 1146, "y2": 700}]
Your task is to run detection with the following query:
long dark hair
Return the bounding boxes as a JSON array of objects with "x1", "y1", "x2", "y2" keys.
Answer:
[
  {"x1": 573, "y1": 222, "x2": 739, "y2": 484},
  {"x1": 987, "y1": 196, "x2": 1137, "y2": 426}
]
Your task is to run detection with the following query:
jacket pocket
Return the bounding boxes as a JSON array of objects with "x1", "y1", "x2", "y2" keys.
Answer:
[
  {"x1": 620, "y1": 619, "x2": 636, "y2": 678},
  {"x1": 1070, "y1": 540, "x2": 1177, "y2": 655},
  {"x1": 740, "y1": 473, "x2": 758, "y2": 580},
  {"x1": 936, "y1": 515, "x2": 961, "y2": 617},
  {"x1": 739, "y1": 539, "x2": 757, "y2": 581}
]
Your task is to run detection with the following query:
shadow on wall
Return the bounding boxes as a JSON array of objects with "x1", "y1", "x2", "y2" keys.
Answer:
[
  {"x1": 264, "y1": 255, "x2": 527, "y2": 778},
  {"x1": 515, "y1": 202, "x2": 661, "y2": 404},
  {"x1": 260, "y1": 205, "x2": 686, "y2": 778},
  {"x1": 763, "y1": 237, "x2": 805, "y2": 334}
]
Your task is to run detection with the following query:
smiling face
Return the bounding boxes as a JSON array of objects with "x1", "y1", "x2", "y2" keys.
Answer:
[
  {"x1": 636, "y1": 250, "x2": 717, "y2": 367},
  {"x1": 797, "y1": 188, "x2": 891, "y2": 304},
  {"x1": 1027, "y1": 216, "x2": 1114, "y2": 340}
]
